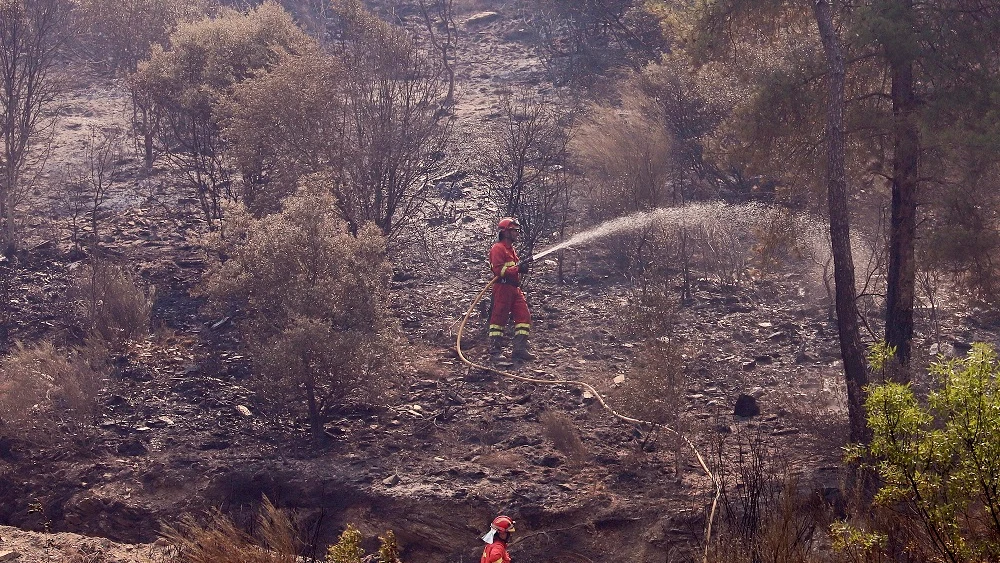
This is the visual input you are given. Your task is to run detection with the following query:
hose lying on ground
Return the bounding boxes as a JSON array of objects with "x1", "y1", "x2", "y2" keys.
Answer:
[{"x1": 454, "y1": 275, "x2": 721, "y2": 563}]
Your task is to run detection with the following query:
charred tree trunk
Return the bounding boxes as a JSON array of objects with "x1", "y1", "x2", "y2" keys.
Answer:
[
  {"x1": 306, "y1": 376, "x2": 324, "y2": 446},
  {"x1": 814, "y1": 0, "x2": 870, "y2": 445},
  {"x1": 885, "y1": 2, "x2": 918, "y2": 374}
]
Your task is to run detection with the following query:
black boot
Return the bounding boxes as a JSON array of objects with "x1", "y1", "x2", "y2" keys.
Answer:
[
  {"x1": 512, "y1": 334, "x2": 536, "y2": 361},
  {"x1": 488, "y1": 336, "x2": 504, "y2": 359}
]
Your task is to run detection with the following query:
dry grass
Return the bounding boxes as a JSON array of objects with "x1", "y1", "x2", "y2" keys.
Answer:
[
  {"x1": 0, "y1": 341, "x2": 104, "y2": 438},
  {"x1": 161, "y1": 498, "x2": 299, "y2": 563},
  {"x1": 540, "y1": 410, "x2": 588, "y2": 466},
  {"x1": 616, "y1": 279, "x2": 679, "y2": 339},
  {"x1": 72, "y1": 260, "x2": 154, "y2": 360},
  {"x1": 477, "y1": 449, "x2": 523, "y2": 470}
]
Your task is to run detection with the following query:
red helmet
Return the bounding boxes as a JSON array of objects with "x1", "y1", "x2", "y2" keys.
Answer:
[
  {"x1": 497, "y1": 217, "x2": 521, "y2": 232},
  {"x1": 491, "y1": 515, "x2": 516, "y2": 532}
]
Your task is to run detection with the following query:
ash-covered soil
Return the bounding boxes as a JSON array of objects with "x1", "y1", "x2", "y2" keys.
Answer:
[{"x1": 2, "y1": 2, "x2": 996, "y2": 562}]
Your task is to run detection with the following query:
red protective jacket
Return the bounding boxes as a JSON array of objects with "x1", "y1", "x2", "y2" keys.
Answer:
[
  {"x1": 489, "y1": 240, "x2": 520, "y2": 285},
  {"x1": 481, "y1": 540, "x2": 511, "y2": 563},
  {"x1": 488, "y1": 240, "x2": 530, "y2": 336}
]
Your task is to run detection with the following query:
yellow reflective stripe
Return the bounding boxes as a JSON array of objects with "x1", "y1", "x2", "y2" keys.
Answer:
[
  {"x1": 514, "y1": 323, "x2": 530, "y2": 329},
  {"x1": 500, "y1": 261, "x2": 516, "y2": 277},
  {"x1": 491, "y1": 559, "x2": 504, "y2": 563},
  {"x1": 515, "y1": 329, "x2": 529, "y2": 335}
]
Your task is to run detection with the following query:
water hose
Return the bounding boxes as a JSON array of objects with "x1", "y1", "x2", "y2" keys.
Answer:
[{"x1": 455, "y1": 275, "x2": 721, "y2": 562}]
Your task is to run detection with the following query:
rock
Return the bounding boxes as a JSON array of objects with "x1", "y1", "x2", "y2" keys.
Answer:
[
  {"x1": 197, "y1": 439, "x2": 231, "y2": 450},
  {"x1": 613, "y1": 375, "x2": 626, "y2": 385},
  {"x1": 581, "y1": 390, "x2": 594, "y2": 403},
  {"x1": 465, "y1": 11, "x2": 500, "y2": 26},
  {"x1": 749, "y1": 386, "x2": 765, "y2": 398},
  {"x1": 431, "y1": 169, "x2": 465, "y2": 183},
  {"x1": 383, "y1": 474, "x2": 400, "y2": 486},
  {"x1": 236, "y1": 405, "x2": 252, "y2": 417},
  {"x1": 0, "y1": 551, "x2": 20, "y2": 562},
  {"x1": 733, "y1": 394, "x2": 760, "y2": 418},
  {"x1": 174, "y1": 257, "x2": 204, "y2": 268},
  {"x1": 766, "y1": 331, "x2": 786, "y2": 340},
  {"x1": 149, "y1": 416, "x2": 174, "y2": 428},
  {"x1": 503, "y1": 27, "x2": 535, "y2": 42},
  {"x1": 741, "y1": 360, "x2": 756, "y2": 370},
  {"x1": 507, "y1": 435, "x2": 533, "y2": 447},
  {"x1": 536, "y1": 454, "x2": 562, "y2": 467},
  {"x1": 210, "y1": 316, "x2": 231, "y2": 330},
  {"x1": 117, "y1": 439, "x2": 147, "y2": 456},
  {"x1": 772, "y1": 427, "x2": 800, "y2": 436},
  {"x1": 953, "y1": 340, "x2": 973, "y2": 354}
]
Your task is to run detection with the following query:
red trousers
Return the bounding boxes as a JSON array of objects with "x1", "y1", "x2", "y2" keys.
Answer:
[{"x1": 489, "y1": 283, "x2": 530, "y2": 337}]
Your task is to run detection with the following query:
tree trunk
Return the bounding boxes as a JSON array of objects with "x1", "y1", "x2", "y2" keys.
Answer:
[
  {"x1": 306, "y1": 377, "x2": 324, "y2": 446},
  {"x1": 885, "y1": 1, "x2": 918, "y2": 373},
  {"x1": 144, "y1": 130, "x2": 154, "y2": 169},
  {"x1": 814, "y1": 0, "x2": 871, "y2": 445}
]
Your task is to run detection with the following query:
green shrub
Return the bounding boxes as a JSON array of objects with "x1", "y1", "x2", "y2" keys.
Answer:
[
  {"x1": 861, "y1": 342, "x2": 1000, "y2": 561},
  {"x1": 325, "y1": 524, "x2": 364, "y2": 563},
  {"x1": 326, "y1": 524, "x2": 404, "y2": 563},
  {"x1": 208, "y1": 180, "x2": 398, "y2": 444}
]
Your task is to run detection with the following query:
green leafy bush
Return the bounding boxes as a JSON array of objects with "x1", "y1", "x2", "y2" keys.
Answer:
[{"x1": 863, "y1": 342, "x2": 1000, "y2": 561}]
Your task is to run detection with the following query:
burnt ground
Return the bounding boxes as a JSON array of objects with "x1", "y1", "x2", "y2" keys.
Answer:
[{"x1": 2, "y1": 1, "x2": 998, "y2": 562}]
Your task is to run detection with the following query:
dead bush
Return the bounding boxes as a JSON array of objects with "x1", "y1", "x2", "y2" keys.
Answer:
[
  {"x1": 480, "y1": 87, "x2": 571, "y2": 259},
  {"x1": 540, "y1": 410, "x2": 588, "y2": 466},
  {"x1": 72, "y1": 0, "x2": 206, "y2": 75},
  {"x1": 709, "y1": 480, "x2": 824, "y2": 563},
  {"x1": 573, "y1": 93, "x2": 678, "y2": 222},
  {"x1": 221, "y1": 49, "x2": 347, "y2": 214},
  {"x1": 531, "y1": 0, "x2": 668, "y2": 84},
  {"x1": 709, "y1": 425, "x2": 824, "y2": 563},
  {"x1": 330, "y1": 0, "x2": 452, "y2": 240},
  {"x1": 613, "y1": 338, "x2": 687, "y2": 477},
  {"x1": 616, "y1": 277, "x2": 680, "y2": 339},
  {"x1": 750, "y1": 206, "x2": 803, "y2": 275},
  {"x1": 72, "y1": 260, "x2": 154, "y2": 361},
  {"x1": 162, "y1": 497, "x2": 299, "y2": 563},
  {"x1": 0, "y1": 341, "x2": 104, "y2": 438}
]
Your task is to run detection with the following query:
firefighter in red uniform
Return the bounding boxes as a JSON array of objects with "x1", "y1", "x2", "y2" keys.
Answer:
[
  {"x1": 481, "y1": 515, "x2": 516, "y2": 563},
  {"x1": 489, "y1": 217, "x2": 535, "y2": 361}
]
